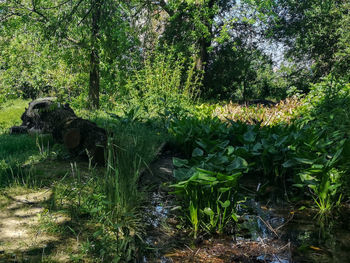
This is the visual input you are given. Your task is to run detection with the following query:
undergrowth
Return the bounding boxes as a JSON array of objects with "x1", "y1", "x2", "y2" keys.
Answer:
[
  {"x1": 1, "y1": 74, "x2": 350, "y2": 261},
  {"x1": 168, "y1": 76, "x2": 350, "y2": 238}
]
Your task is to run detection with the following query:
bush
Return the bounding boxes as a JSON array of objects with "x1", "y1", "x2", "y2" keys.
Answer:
[{"x1": 119, "y1": 51, "x2": 201, "y2": 121}]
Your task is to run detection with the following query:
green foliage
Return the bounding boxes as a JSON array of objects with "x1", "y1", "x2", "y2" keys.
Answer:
[
  {"x1": 169, "y1": 116, "x2": 230, "y2": 158},
  {"x1": 0, "y1": 27, "x2": 87, "y2": 101},
  {"x1": 0, "y1": 0, "x2": 140, "y2": 107},
  {"x1": 85, "y1": 122, "x2": 163, "y2": 261},
  {"x1": 260, "y1": 0, "x2": 350, "y2": 80},
  {"x1": 290, "y1": 77, "x2": 350, "y2": 210},
  {"x1": 0, "y1": 99, "x2": 45, "y2": 187},
  {"x1": 171, "y1": 168, "x2": 241, "y2": 237},
  {"x1": 204, "y1": 39, "x2": 276, "y2": 100},
  {"x1": 0, "y1": 99, "x2": 29, "y2": 131},
  {"x1": 0, "y1": 0, "x2": 350, "y2": 258},
  {"x1": 120, "y1": 51, "x2": 200, "y2": 121},
  {"x1": 297, "y1": 76, "x2": 350, "y2": 132},
  {"x1": 49, "y1": 116, "x2": 164, "y2": 262},
  {"x1": 169, "y1": 117, "x2": 248, "y2": 236},
  {"x1": 169, "y1": 76, "x2": 350, "y2": 217}
]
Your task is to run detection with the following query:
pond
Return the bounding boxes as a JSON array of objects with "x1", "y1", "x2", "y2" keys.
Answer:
[{"x1": 143, "y1": 154, "x2": 350, "y2": 263}]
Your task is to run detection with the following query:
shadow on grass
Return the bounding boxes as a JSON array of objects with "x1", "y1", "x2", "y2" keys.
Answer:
[
  {"x1": 0, "y1": 113, "x2": 172, "y2": 262},
  {"x1": 0, "y1": 189, "x2": 79, "y2": 263}
]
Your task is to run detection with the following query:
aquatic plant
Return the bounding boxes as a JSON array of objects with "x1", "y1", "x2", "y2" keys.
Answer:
[{"x1": 171, "y1": 168, "x2": 241, "y2": 238}]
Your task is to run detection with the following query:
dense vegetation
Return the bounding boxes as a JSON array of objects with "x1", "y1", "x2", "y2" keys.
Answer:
[{"x1": 1, "y1": 0, "x2": 350, "y2": 262}]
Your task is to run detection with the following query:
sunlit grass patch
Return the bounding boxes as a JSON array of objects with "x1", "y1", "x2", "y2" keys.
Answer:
[
  {"x1": 0, "y1": 134, "x2": 55, "y2": 188},
  {"x1": 0, "y1": 99, "x2": 29, "y2": 131}
]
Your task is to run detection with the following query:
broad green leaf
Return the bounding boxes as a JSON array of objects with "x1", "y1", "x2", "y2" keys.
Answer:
[
  {"x1": 231, "y1": 213, "x2": 239, "y2": 222},
  {"x1": 217, "y1": 172, "x2": 241, "y2": 182},
  {"x1": 196, "y1": 167, "x2": 217, "y2": 175},
  {"x1": 215, "y1": 155, "x2": 229, "y2": 164},
  {"x1": 197, "y1": 173, "x2": 217, "y2": 181},
  {"x1": 173, "y1": 157, "x2": 188, "y2": 167},
  {"x1": 173, "y1": 168, "x2": 192, "y2": 181},
  {"x1": 326, "y1": 148, "x2": 343, "y2": 168},
  {"x1": 227, "y1": 146, "x2": 235, "y2": 155},
  {"x1": 218, "y1": 187, "x2": 231, "y2": 193},
  {"x1": 192, "y1": 147, "x2": 204, "y2": 157},
  {"x1": 196, "y1": 140, "x2": 207, "y2": 150},
  {"x1": 311, "y1": 164, "x2": 324, "y2": 169},
  {"x1": 299, "y1": 173, "x2": 317, "y2": 182},
  {"x1": 295, "y1": 158, "x2": 314, "y2": 165},
  {"x1": 282, "y1": 159, "x2": 296, "y2": 168},
  {"x1": 217, "y1": 140, "x2": 230, "y2": 149},
  {"x1": 227, "y1": 156, "x2": 248, "y2": 171},
  {"x1": 243, "y1": 129, "x2": 256, "y2": 142},
  {"x1": 203, "y1": 207, "x2": 215, "y2": 216},
  {"x1": 320, "y1": 180, "x2": 330, "y2": 200},
  {"x1": 252, "y1": 142, "x2": 262, "y2": 152},
  {"x1": 219, "y1": 200, "x2": 231, "y2": 208}
]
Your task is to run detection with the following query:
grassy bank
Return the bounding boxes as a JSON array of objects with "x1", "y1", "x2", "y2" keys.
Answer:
[{"x1": 0, "y1": 99, "x2": 166, "y2": 262}]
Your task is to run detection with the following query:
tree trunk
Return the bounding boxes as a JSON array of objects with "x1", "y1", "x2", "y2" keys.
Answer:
[
  {"x1": 89, "y1": 0, "x2": 101, "y2": 109},
  {"x1": 195, "y1": 0, "x2": 215, "y2": 72},
  {"x1": 243, "y1": 79, "x2": 247, "y2": 105},
  {"x1": 195, "y1": 37, "x2": 211, "y2": 71},
  {"x1": 10, "y1": 98, "x2": 107, "y2": 164}
]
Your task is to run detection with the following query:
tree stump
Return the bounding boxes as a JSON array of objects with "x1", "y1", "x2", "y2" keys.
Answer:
[{"x1": 10, "y1": 98, "x2": 107, "y2": 164}]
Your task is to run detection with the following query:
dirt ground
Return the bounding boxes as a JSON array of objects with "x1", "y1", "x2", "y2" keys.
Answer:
[{"x1": 0, "y1": 189, "x2": 76, "y2": 263}]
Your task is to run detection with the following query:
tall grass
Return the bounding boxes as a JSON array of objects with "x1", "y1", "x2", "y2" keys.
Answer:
[
  {"x1": 120, "y1": 52, "x2": 200, "y2": 121},
  {"x1": 48, "y1": 119, "x2": 165, "y2": 262}
]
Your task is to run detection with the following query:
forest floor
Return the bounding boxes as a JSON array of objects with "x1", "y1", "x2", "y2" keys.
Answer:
[
  {"x1": 0, "y1": 188, "x2": 73, "y2": 263},
  {"x1": 0, "y1": 155, "x2": 292, "y2": 263},
  {"x1": 1, "y1": 99, "x2": 349, "y2": 262},
  {"x1": 0, "y1": 161, "x2": 91, "y2": 263}
]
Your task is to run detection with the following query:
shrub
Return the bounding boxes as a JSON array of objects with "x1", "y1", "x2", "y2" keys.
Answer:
[{"x1": 119, "y1": 51, "x2": 201, "y2": 122}]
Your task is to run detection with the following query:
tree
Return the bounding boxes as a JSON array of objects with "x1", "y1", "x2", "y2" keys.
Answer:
[
  {"x1": 1, "y1": 0, "x2": 139, "y2": 109},
  {"x1": 257, "y1": 0, "x2": 350, "y2": 81},
  {"x1": 149, "y1": 0, "x2": 234, "y2": 72}
]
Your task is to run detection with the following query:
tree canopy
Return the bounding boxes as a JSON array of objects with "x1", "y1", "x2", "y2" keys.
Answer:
[{"x1": 1, "y1": 0, "x2": 349, "y2": 106}]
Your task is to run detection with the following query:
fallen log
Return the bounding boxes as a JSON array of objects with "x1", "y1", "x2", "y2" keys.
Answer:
[{"x1": 10, "y1": 98, "x2": 107, "y2": 164}]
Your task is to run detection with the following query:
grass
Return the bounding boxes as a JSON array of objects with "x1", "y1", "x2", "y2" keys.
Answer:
[
  {"x1": 0, "y1": 99, "x2": 50, "y2": 188},
  {"x1": 0, "y1": 99, "x2": 38, "y2": 165},
  {"x1": 0, "y1": 99, "x2": 30, "y2": 131},
  {"x1": 0, "y1": 98, "x2": 169, "y2": 262},
  {"x1": 0, "y1": 87, "x2": 349, "y2": 261}
]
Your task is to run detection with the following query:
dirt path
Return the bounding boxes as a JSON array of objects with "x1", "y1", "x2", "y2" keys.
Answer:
[{"x1": 0, "y1": 189, "x2": 69, "y2": 262}]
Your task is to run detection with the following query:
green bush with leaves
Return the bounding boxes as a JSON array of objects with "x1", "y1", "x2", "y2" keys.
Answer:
[{"x1": 120, "y1": 51, "x2": 201, "y2": 122}]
